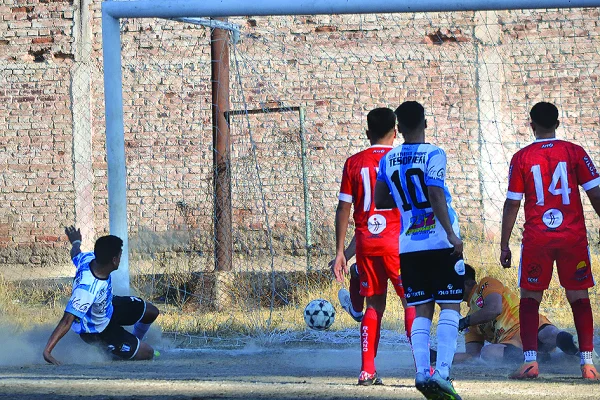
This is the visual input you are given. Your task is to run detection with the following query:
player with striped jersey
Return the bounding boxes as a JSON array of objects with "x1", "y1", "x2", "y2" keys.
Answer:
[
  {"x1": 332, "y1": 107, "x2": 415, "y2": 386},
  {"x1": 375, "y1": 101, "x2": 463, "y2": 400},
  {"x1": 500, "y1": 102, "x2": 600, "y2": 380},
  {"x1": 43, "y1": 226, "x2": 159, "y2": 365}
]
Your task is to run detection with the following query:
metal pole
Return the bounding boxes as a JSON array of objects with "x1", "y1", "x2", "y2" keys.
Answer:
[
  {"x1": 212, "y1": 20, "x2": 232, "y2": 272},
  {"x1": 299, "y1": 107, "x2": 313, "y2": 271},
  {"x1": 101, "y1": 11, "x2": 130, "y2": 294}
]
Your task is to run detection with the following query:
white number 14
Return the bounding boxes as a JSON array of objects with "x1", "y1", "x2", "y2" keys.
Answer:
[{"x1": 531, "y1": 162, "x2": 571, "y2": 206}]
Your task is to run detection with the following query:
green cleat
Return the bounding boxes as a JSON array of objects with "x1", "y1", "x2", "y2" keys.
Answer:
[{"x1": 428, "y1": 370, "x2": 462, "y2": 400}]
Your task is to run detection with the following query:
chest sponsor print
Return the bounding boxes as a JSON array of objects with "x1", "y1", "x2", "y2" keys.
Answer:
[{"x1": 406, "y1": 212, "x2": 436, "y2": 235}]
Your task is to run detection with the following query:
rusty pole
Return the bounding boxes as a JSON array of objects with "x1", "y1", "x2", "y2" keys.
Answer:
[{"x1": 211, "y1": 21, "x2": 232, "y2": 272}]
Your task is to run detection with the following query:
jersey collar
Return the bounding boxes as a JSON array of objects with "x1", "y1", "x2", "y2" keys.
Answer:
[
  {"x1": 533, "y1": 138, "x2": 558, "y2": 143},
  {"x1": 370, "y1": 145, "x2": 393, "y2": 148}
]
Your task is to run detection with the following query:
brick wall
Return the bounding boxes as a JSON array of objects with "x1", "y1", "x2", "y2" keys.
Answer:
[{"x1": 1, "y1": 4, "x2": 600, "y2": 277}]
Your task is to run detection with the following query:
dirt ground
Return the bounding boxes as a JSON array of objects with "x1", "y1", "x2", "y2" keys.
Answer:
[{"x1": 0, "y1": 338, "x2": 598, "y2": 400}]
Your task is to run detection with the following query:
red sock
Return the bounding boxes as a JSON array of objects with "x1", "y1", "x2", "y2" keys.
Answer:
[
  {"x1": 519, "y1": 298, "x2": 540, "y2": 352},
  {"x1": 350, "y1": 273, "x2": 364, "y2": 313},
  {"x1": 404, "y1": 306, "x2": 416, "y2": 338},
  {"x1": 361, "y1": 308, "x2": 382, "y2": 374},
  {"x1": 571, "y1": 298, "x2": 594, "y2": 352},
  {"x1": 374, "y1": 309, "x2": 383, "y2": 358}
]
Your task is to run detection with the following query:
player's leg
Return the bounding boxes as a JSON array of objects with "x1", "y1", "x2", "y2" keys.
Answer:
[
  {"x1": 90, "y1": 323, "x2": 155, "y2": 361},
  {"x1": 511, "y1": 244, "x2": 552, "y2": 379},
  {"x1": 400, "y1": 251, "x2": 438, "y2": 398},
  {"x1": 384, "y1": 253, "x2": 415, "y2": 339},
  {"x1": 556, "y1": 244, "x2": 598, "y2": 379},
  {"x1": 479, "y1": 344, "x2": 520, "y2": 362},
  {"x1": 349, "y1": 263, "x2": 365, "y2": 315},
  {"x1": 338, "y1": 263, "x2": 365, "y2": 323},
  {"x1": 112, "y1": 296, "x2": 160, "y2": 341},
  {"x1": 428, "y1": 251, "x2": 464, "y2": 400},
  {"x1": 359, "y1": 293, "x2": 386, "y2": 385},
  {"x1": 356, "y1": 255, "x2": 386, "y2": 386}
]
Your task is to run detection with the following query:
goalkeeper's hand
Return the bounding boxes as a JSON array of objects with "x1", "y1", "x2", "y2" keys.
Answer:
[
  {"x1": 65, "y1": 225, "x2": 82, "y2": 244},
  {"x1": 458, "y1": 315, "x2": 471, "y2": 332}
]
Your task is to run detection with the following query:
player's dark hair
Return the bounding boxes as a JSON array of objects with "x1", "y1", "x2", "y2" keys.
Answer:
[
  {"x1": 530, "y1": 102, "x2": 559, "y2": 129},
  {"x1": 94, "y1": 235, "x2": 123, "y2": 264},
  {"x1": 394, "y1": 101, "x2": 425, "y2": 132},
  {"x1": 367, "y1": 107, "x2": 396, "y2": 140},
  {"x1": 464, "y1": 263, "x2": 476, "y2": 282}
]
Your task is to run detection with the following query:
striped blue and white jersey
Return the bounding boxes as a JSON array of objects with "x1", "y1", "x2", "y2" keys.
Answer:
[
  {"x1": 377, "y1": 143, "x2": 460, "y2": 253},
  {"x1": 65, "y1": 252, "x2": 113, "y2": 334}
]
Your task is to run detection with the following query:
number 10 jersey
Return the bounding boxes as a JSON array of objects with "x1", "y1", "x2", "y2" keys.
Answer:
[{"x1": 377, "y1": 143, "x2": 460, "y2": 254}]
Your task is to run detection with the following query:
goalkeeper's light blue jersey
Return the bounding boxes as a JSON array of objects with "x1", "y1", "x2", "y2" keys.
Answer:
[
  {"x1": 65, "y1": 252, "x2": 114, "y2": 334},
  {"x1": 377, "y1": 143, "x2": 460, "y2": 254}
]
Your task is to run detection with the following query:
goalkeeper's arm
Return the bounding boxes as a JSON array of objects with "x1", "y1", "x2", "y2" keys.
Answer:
[{"x1": 65, "y1": 226, "x2": 82, "y2": 259}]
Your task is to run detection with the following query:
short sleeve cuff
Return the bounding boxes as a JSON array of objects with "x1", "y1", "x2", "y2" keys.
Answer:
[
  {"x1": 426, "y1": 179, "x2": 445, "y2": 189},
  {"x1": 339, "y1": 193, "x2": 353, "y2": 203},
  {"x1": 582, "y1": 177, "x2": 600, "y2": 191},
  {"x1": 506, "y1": 191, "x2": 523, "y2": 201},
  {"x1": 65, "y1": 305, "x2": 85, "y2": 319}
]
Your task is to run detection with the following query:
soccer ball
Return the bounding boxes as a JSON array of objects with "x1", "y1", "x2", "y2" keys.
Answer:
[{"x1": 304, "y1": 299, "x2": 336, "y2": 330}]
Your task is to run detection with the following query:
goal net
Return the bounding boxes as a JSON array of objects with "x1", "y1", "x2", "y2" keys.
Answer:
[{"x1": 99, "y1": 6, "x2": 600, "y2": 345}]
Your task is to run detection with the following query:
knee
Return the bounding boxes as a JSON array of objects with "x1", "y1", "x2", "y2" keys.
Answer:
[
  {"x1": 133, "y1": 341, "x2": 155, "y2": 361},
  {"x1": 143, "y1": 302, "x2": 160, "y2": 323}
]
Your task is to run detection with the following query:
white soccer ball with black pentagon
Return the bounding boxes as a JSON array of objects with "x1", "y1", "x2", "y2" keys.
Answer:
[{"x1": 304, "y1": 299, "x2": 336, "y2": 330}]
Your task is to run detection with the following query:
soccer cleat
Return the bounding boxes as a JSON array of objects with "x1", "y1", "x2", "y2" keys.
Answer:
[
  {"x1": 581, "y1": 364, "x2": 600, "y2": 380},
  {"x1": 338, "y1": 288, "x2": 363, "y2": 323},
  {"x1": 509, "y1": 361, "x2": 539, "y2": 379},
  {"x1": 415, "y1": 372, "x2": 438, "y2": 400},
  {"x1": 427, "y1": 370, "x2": 462, "y2": 400},
  {"x1": 358, "y1": 370, "x2": 383, "y2": 386}
]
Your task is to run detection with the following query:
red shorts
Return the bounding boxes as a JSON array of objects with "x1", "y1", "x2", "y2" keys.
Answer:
[
  {"x1": 519, "y1": 243, "x2": 594, "y2": 291},
  {"x1": 356, "y1": 253, "x2": 404, "y2": 298}
]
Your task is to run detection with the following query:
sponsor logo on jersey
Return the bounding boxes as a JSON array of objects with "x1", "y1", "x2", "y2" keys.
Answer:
[
  {"x1": 477, "y1": 282, "x2": 489, "y2": 295},
  {"x1": 541, "y1": 142, "x2": 554, "y2": 149},
  {"x1": 427, "y1": 166, "x2": 445, "y2": 180},
  {"x1": 542, "y1": 208, "x2": 563, "y2": 229},
  {"x1": 527, "y1": 263, "x2": 542, "y2": 283},
  {"x1": 406, "y1": 212, "x2": 436, "y2": 235},
  {"x1": 575, "y1": 260, "x2": 590, "y2": 281},
  {"x1": 367, "y1": 214, "x2": 387, "y2": 234},
  {"x1": 388, "y1": 152, "x2": 426, "y2": 166},
  {"x1": 438, "y1": 287, "x2": 463, "y2": 296},
  {"x1": 404, "y1": 287, "x2": 426, "y2": 298},
  {"x1": 584, "y1": 156, "x2": 598, "y2": 176},
  {"x1": 475, "y1": 296, "x2": 484, "y2": 308}
]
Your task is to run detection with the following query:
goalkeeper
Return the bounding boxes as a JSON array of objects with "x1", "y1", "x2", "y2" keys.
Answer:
[
  {"x1": 43, "y1": 226, "x2": 160, "y2": 365},
  {"x1": 450, "y1": 263, "x2": 579, "y2": 363}
]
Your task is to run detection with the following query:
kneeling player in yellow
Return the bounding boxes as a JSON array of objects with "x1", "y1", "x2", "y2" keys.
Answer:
[{"x1": 453, "y1": 264, "x2": 579, "y2": 363}]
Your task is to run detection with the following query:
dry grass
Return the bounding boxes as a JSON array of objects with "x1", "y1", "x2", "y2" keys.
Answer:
[{"x1": 1, "y1": 235, "x2": 599, "y2": 341}]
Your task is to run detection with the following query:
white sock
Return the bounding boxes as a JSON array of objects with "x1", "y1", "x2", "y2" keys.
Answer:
[
  {"x1": 411, "y1": 317, "x2": 432, "y2": 376},
  {"x1": 580, "y1": 351, "x2": 593, "y2": 366},
  {"x1": 524, "y1": 350, "x2": 537, "y2": 363},
  {"x1": 436, "y1": 309, "x2": 460, "y2": 379},
  {"x1": 132, "y1": 321, "x2": 152, "y2": 340}
]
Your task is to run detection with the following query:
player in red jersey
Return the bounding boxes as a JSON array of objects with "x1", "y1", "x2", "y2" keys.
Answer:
[
  {"x1": 332, "y1": 107, "x2": 415, "y2": 386},
  {"x1": 500, "y1": 102, "x2": 600, "y2": 380}
]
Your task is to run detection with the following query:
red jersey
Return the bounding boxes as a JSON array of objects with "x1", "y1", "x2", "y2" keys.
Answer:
[
  {"x1": 507, "y1": 139, "x2": 600, "y2": 247},
  {"x1": 339, "y1": 145, "x2": 400, "y2": 255}
]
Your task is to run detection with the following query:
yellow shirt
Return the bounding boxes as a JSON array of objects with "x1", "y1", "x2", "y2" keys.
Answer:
[{"x1": 464, "y1": 277, "x2": 522, "y2": 345}]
